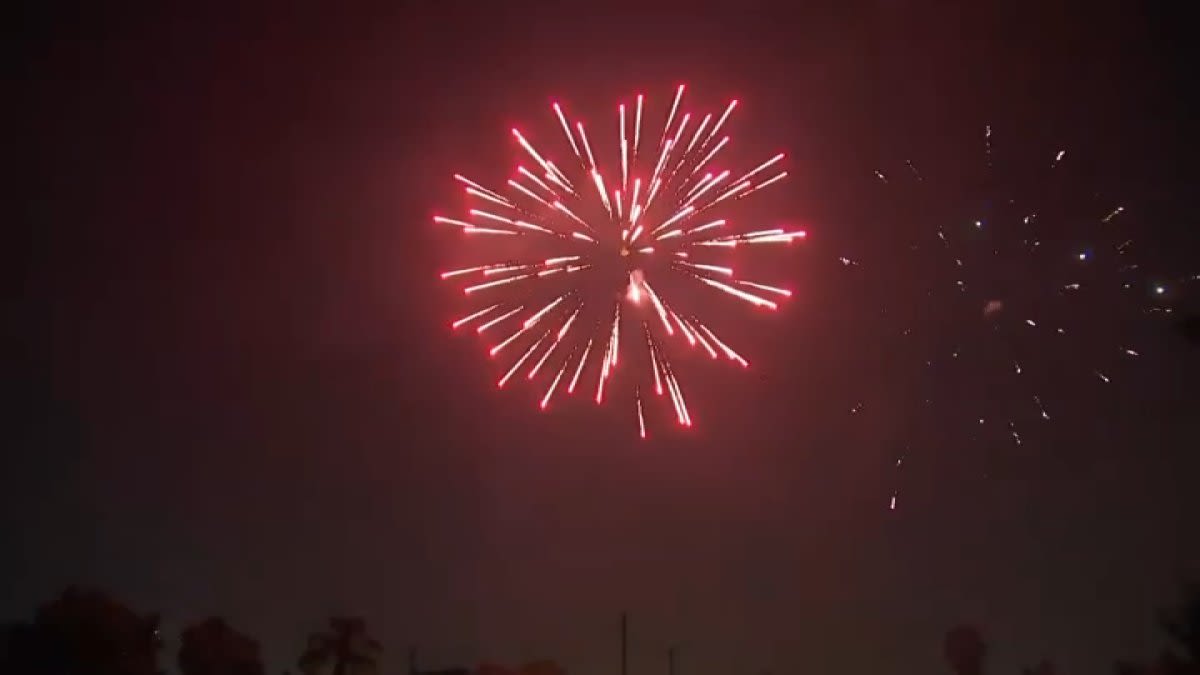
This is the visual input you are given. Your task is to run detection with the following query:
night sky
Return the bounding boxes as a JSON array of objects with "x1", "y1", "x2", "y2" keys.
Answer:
[{"x1": 7, "y1": 3, "x2": 1199, "y2": 675}]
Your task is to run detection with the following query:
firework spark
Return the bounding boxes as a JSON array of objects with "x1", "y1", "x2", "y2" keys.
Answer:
[
  {"x1": 866, "y1": 125, "x2": 1172, "y2": 452},
  {"x1": 438, "y1": 86, "x2": 804, "y2": 437}
]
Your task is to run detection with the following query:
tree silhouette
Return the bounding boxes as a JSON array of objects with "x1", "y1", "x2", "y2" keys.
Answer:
[
  {"x1": 1154, "y1": 582, "x2": 1200, "y2": 675},
  {"x1": 1161, "y1": 583, "x2": 1200, "y2": 663},
  {"x1": 298, "y1": 617, "x2": 381, "y2": 675},
  {"x1": 178, "y1": 617, "x2": 265, "y2": 675},
  {"x1": 0, "y1": 586, "x2": 162, "y2": 675},
  {"x1": 944, "y1": 624, "x2": 986, "y2": 675},
  {"x1": 1, "y1": 621, "x2": 39, "y2": 671},
  {"x1": 1111, "y1": 583, "x2": 1200, "y2": 675}
]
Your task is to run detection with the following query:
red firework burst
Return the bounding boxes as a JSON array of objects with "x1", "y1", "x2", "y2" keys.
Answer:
[{"x1": 437, "y1": 85, "x2": 804, "y2": 438}]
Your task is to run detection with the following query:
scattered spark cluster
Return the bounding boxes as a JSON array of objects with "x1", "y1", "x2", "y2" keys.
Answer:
[
  {"x1": 869, "y1": 127, "x2": 1197, "y2": 510},
  {"x1": 437, "y1": 86, "x2": 803, "y2": 438}
]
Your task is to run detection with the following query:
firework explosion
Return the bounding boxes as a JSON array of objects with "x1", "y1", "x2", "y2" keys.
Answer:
[
  {"x1": 866, "y1": 126, "x2": 1198, "y2": 508},
  {"x1": 437, "y1": 85, "x2": 803, "y2": 437}
]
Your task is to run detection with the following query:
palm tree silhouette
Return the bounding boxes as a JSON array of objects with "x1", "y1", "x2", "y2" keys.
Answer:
[{"x1": 298, "y1": 617, "x2": 381, "y2": 675}]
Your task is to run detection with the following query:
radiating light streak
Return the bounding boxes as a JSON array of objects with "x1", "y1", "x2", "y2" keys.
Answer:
[
  {"x1": 477, "y1": 306, "x2": 523, "y2": 333},
  {"x1": 636, "y1": 389, "x2": 647, "y2": 438},
  {"x1": 452, "y1": 304, "x2": 500, "y2": 329}
]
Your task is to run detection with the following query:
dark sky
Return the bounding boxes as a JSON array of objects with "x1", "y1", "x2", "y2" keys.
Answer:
[{"x1": 7, "y1": 3, "x2": 1199, "y2": 674}]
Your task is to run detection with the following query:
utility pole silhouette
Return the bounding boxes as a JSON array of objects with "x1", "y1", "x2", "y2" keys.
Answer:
[
  {"x1": 668, "y1": 646, "x2": 677, "y2": 675},
  {"x1": 620, "y1": 613, "x2": 629, "y2": 675}
]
